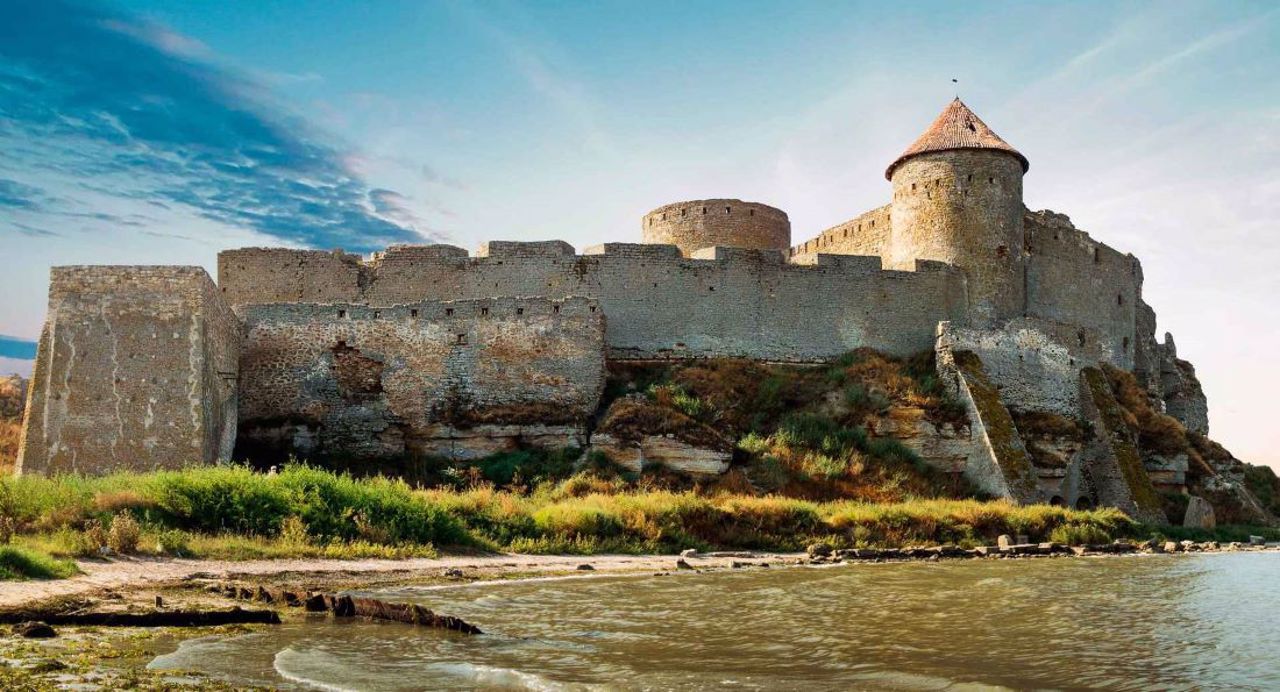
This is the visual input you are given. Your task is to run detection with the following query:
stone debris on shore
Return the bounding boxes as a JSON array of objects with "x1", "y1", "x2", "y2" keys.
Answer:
[{"x1": 788, "y1": 538, "x2": 1279, "y2": 565}]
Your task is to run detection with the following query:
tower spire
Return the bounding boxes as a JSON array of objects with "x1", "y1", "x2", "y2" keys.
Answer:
[{"x1": 884, "y1": 99, "x2": 1027, "y2": 180}]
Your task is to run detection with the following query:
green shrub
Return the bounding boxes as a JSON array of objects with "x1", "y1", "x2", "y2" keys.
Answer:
[{"x1": 1048, "y1": 523, "x2": 1113, "y2": 545}]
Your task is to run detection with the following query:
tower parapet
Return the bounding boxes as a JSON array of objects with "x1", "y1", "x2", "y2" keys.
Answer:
[{"x1": 642, "y1": 199, "x2": 789, "y2": 257}]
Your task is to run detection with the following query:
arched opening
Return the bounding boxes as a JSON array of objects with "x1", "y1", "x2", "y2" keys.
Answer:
[
  {"x1": 1049, "y1": 496, "x2": 1065, "y2": 507},
  {"x1": 1075, "y1": 497, "x2": 1094, "y2": 510}
]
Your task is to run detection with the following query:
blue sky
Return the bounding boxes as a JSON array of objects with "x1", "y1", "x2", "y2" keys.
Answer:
[{"x1": 1, "y1": 0, "x2": 1277, "y2": 468}]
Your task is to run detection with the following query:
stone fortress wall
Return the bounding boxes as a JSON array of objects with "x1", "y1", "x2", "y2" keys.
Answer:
[
  {"x1": 642, "y1": 199, "x2": 790, "y2": 257},
  {"x1": 236, "y1": 296, "x2": 605, "y2": 462},
  {"x1": 17, "y1": 266, "x2": 240, "y2": 475},
  {"x1": 17, "y1": 98, "x2": 1230, "y2": 523},
  {"x1": 218, "y1": 241, "x2": 969, "y2": 363}
]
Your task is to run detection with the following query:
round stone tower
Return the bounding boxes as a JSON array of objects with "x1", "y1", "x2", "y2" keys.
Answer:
[
  {"x1": 885, "y1": 99, "x2": 1029, "y2": 325},
  {"x1": 642, "y1": 199, "x2": 790, "y2": 257}
]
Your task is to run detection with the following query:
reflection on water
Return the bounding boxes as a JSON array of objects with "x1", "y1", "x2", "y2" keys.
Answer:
[{"x1": 149, "y1": 553, "x2": 1280, "y2": 690}]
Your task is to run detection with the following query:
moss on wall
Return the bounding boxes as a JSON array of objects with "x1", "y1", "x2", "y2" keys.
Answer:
[
  {"x1": 953, "y1": 351, "x2": 1039, "y2": 501},
  {"x1": 1081, "y1": 367, "x2": 1164, "y2": 518}
]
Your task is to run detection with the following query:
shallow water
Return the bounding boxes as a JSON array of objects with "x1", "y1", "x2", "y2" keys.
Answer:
[{"x1": 150, "y1": 553, "x2": 1280, "y2": 690}]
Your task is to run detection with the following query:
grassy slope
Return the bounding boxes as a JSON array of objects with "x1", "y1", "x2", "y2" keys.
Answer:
[{"x1": 0, "y1": 464, "x2": 1137, "y2": 561}]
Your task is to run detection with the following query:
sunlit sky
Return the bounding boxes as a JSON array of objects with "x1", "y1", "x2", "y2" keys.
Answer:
[{"x1": 1, "y1": 0, "x2": 1277, "y2": 469}]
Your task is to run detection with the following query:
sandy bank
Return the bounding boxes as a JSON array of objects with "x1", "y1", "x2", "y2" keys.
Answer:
[{"x1": 0, "y1": 551, "x2": 800, "y2": 609}]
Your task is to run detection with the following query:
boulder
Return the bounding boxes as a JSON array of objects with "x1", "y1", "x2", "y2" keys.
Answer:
[
  {"x1": 1163, "y1": 541, "x2": 1180, "y2": 553},
  {"x1": 1182, "y1": 495, "x2": 1216, "y2": 529},
  {"x1": 679, "y1": 548, "x2": 699, "y2": 559},
  {"x1": 806, "y1": 542, "x2": 833, "y2": 558},
  {"x1": 997, "y1": 534, "x2": 1013, "y2": 550},
  {"x1": 1249, "y1": 535, "x2": 1266, "y2": 546}
]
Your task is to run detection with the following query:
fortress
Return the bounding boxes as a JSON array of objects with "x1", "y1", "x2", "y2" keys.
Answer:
[{"x1": 17, "y1": 99, "x2": 1242, "y2": 523}]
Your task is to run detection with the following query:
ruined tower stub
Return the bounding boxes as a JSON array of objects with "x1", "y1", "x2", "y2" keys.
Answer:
[
  {"x1": 886, "y1": 99, "x2": 1029, "y2": 325},
  {"x1": 642, "y1": 199, "x2": 790, "y2": 257}
]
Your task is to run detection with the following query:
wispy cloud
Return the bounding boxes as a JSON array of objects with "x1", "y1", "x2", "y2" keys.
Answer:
[{"x1": 0, "y1": 0, "x2": 440, "y2": 251}]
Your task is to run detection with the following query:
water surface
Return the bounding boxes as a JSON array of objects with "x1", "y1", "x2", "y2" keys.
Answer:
[{"x1": 150, "y1": 553, "x2": 1280, "y2": 690}]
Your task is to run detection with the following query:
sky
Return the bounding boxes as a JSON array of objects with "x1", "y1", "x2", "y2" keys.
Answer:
[{"x1": 0, "y1": 0, "x2": 1277, "y2": 469}]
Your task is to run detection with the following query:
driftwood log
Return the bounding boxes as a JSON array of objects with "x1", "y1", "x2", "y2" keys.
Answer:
[
  {"x1": 221, "y1": 583, "x2": 482, "y2": 635},
  {"x1": 0, "y1": 606, "x2": 280, "y2": 627}
]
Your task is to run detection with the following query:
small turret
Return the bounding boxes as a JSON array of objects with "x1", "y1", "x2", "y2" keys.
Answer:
[{"x1": 886, "y1": 99, "x2": 1028, "y2": 325}]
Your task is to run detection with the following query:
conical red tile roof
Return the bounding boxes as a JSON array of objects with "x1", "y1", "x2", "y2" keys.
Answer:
[{"x1": 885, "y1": 98, "x2": 1028, "y2": 179}]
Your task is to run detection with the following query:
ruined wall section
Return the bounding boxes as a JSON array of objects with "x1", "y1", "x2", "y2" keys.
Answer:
[
  {"x1": 642, "y1": 199, "x2": 790, "y2": 256},
  {"x1": 236, "y1": 297, "x2": 605, "y2": 462},
  {"x1": 789, "y1": 205, "x2": 892, "y2": 261},
  {"x1": 219, "y1": 243, "x2": 969, "y2": 361},
  {"x1": 17, "y1": 267, "x2": 240, "y2": 475},
  {"x1": 1024, "y1": 210, "x2": 1139, "y2": 370},
  {"x1": 936, "y1": 320, "x2": 1080, "y2": 416}
]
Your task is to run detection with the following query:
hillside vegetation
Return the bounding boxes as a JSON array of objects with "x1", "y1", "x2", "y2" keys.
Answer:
[
  {"x1": 0, "y1": 375, "x2": 26, "y2": 475},
  {"x1": 0, "y1": 464, "x2": 1135, "y2": 562},
  {"x1": 600, "y1": 350, "x2": 971, "y2": 502}
]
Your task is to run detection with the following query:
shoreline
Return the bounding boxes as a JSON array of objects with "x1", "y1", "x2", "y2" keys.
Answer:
[{"x1": 3, "y1": 538, "x2": 1277, "y2": 612}]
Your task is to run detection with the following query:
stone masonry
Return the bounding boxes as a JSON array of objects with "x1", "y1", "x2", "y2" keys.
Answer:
[{"x1": 17, "y1": 98, "x2": 1223, "y2": 523}]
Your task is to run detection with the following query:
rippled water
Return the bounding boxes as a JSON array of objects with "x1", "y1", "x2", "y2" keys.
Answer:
[{"x1": 149, "y1": 553, "x2": 1280, "y2": 690}]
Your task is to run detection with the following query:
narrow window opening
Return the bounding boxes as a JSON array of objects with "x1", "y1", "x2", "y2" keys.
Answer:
[
  {"x1": 410, "y1": 309, "x2": 418, "y2": 318},
  {"x1": 680, "y1": 208, "x2": 686, "y2": 217},
  {"x1": 988, "y1": 177, "x2": 994, "y2": 184},
  {"x1": 516, "y1": 307, "x2": 524, "y2": 315},
  {"x1": 372, "y1": 310, "x2": 380, "y2": 319},
  {"x1": 1093, "y1": 247, "x2": 1101, "y2": 264},
  {"x1": 709, "y1": 286, "x2": 715, "y2": 292},
  {"x1": 701, "y1": 207, "x2": 707, "y2": 214},
  {"x1": 1077, "y1": 330, "x2": 1086, "y2": 347},
  {"x1": 480, "y1": 307, "x2": 489, "y2": 316},
  {"x1": 589, "y1": 305, "x2": 597, "y2": 312},
  {"x1": 553, "y1": 305, "x2": 560, "y2": 314},
  {"x1": 445, "y1": 308, "x2": 454, "y2": 317},
  {"x1": 1117, "y1": 294, "x2": 1124, "y2": 306},
  {"x1": 456, "y1": 333, "x2": 467, "y2": 345},
  {"x1": 337, "y1": 309, "x2": 346, "y2": 319},
  {"x1": 749, "y1": 208, "x2": 755, "y2": 216},
  {"x1": 911, "y1": 183, "x2": 916, "y2": 191},
  {"x1": 1123, "y1": 337, "x2": 1130, "y2": 351},
  {"x1": 724, "y1": 206, "x2": 731, "y2": 214}
]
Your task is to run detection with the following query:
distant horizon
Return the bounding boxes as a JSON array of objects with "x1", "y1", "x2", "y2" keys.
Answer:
[{"x1": 2, "y1": 0, "x2": 1277, "y2": 470}]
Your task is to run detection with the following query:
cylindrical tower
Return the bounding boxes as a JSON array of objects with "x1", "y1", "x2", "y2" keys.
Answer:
[
  {"x1": 886, "y1": 99, "x2": 1029, "y2": 325},
  {"x1": 642, "y1": 199, "x2": 790, "y2": 256}
]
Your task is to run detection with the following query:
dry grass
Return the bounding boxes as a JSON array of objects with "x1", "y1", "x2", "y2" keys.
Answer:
[
  {"x1": 0, "y1": 420, "x2": 19, "y2": 475},
  {"x1": 595, "y1": 397, "x2": 730, "y2": 449}
]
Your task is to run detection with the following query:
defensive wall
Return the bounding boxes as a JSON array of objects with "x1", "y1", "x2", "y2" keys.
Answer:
[
  {"x1": 17, "y1": 266, "x2": 240, "y2": 475},
  {"x1": 789, "y1": 205, "x2": 891, "y2": 260},
  {"x1": 1022, "y1": 210, "x2": 1140, "y2": 371},
  {"x1": 218, "y1": 242, "x2": 970, "y2": 362},
  {"x1": 790, "y1": 204, "x2": 1144, "y2": 374},
  {"x1": 236, "y1": 296, "x2": 605, "y2": 462},
  {"x1": 642, "y1": 199, "x2": 790, "y2": 256}
]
